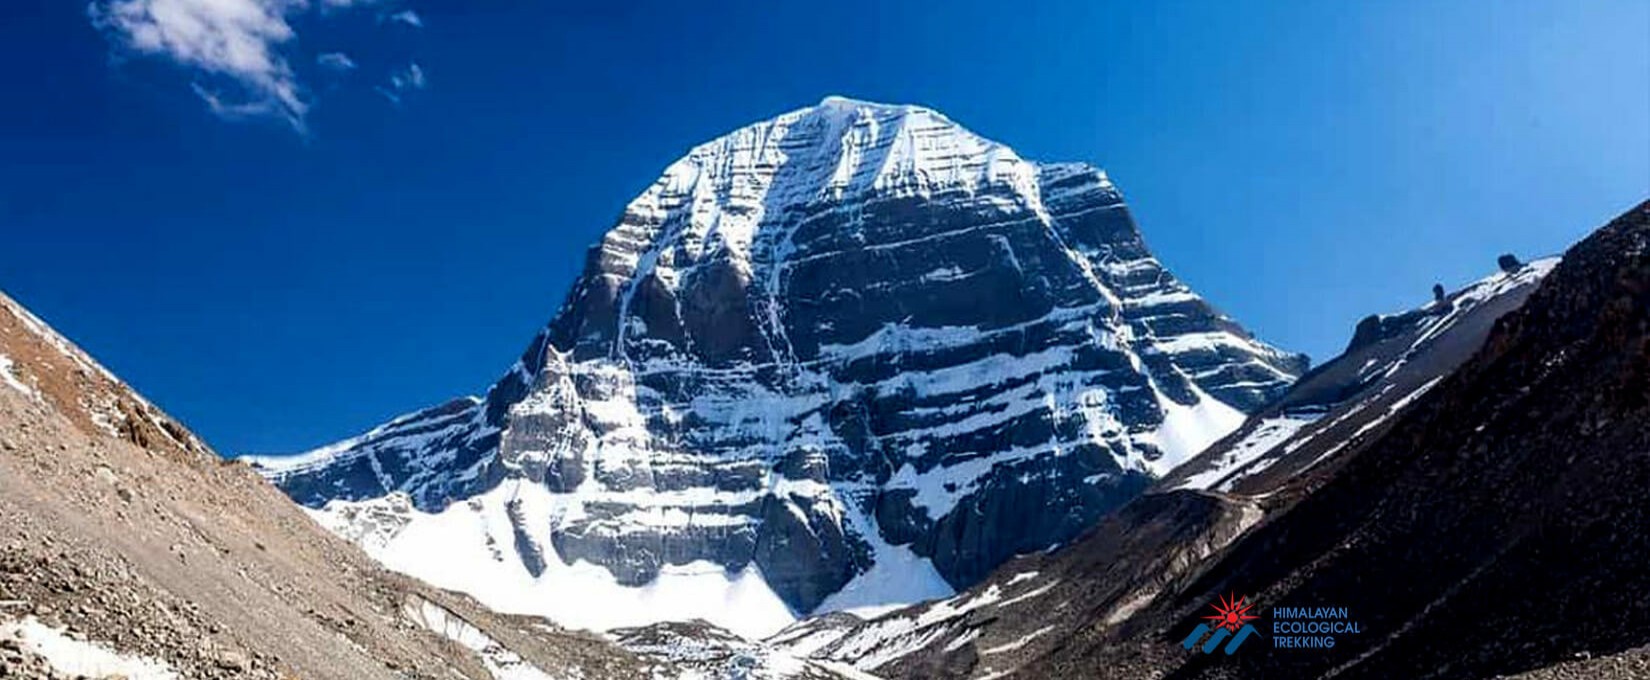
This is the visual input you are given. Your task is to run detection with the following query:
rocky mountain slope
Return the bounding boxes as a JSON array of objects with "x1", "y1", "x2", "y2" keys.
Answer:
[
  {"x1": 1071, "y1": 197, "x2": 1650, "y2": 679},
  {"x1": 808, "y1": 199, "x2": 1650, "y2": 679},
  {"x1": 245, "y1": 96, "x2": 1304, "y2": 636},
  {"x1": 0, "y1": 290, "x2": 664, "y2": 679},
  {"x1": 769, "y1": 489, "x2": 1264, "y2": 679},
  {"x1": 770, "y1": 253, "x2": 1559, "y2": 678},
  {"x1": 1161, "y1": 255, "x2": 1558, "y2": 495}
]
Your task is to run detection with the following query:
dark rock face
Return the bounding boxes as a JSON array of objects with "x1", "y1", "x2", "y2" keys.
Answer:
[{"x1": 248, "y1": 98, "x2": 1303, "y2": 616}]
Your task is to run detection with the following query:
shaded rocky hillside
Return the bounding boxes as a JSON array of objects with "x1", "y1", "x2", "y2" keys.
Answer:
[
  {"x1": 0, "y1": 290, "x2": 652, "y2": 679},
  {"x1": 1018, "y1": 199, "x2": 1650, "y2": 678},
  {"x1": 245, "y1": 97, "x2": 1303, "y2": 635},
  {"x1": 770, "y1": 489, "x2": 1263, "y2": 679}
]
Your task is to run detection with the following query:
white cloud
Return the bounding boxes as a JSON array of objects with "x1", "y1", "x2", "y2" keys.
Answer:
[
  {"x1": 385, "y1": 9, "x2": 422, "y2": 27},
  {"x1": 375, "y1": 61, "x2": 425, "y2": 104},
  {"x1": 90, "y1": 0, "x2": 423, "y2": 131},
  {"x1": 92, "y1": 0, "x2": 308, "y2": 127},
  {"x1": 391, "y1": 62, "x2": 425, "y2": 90},
  {"x1": 317, "y1": 52, "x2": 357, "y2": 72}
]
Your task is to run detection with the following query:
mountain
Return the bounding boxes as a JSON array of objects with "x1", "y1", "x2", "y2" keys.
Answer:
[
  {"x1": 1160, "y1": 255, "x2": 1558, "y2": 494},
  {"x1": 245, "y1": 96, "x2": 1305, "y2": 636},
  {"x1": 770, "y1": 253, "x2": 1558, "y2": 678},
  {"x1": 0, "y1": 290, "x2": 659, "y2": 679}
]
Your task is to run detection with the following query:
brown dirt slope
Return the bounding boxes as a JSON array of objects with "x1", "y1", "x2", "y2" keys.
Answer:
[{"x1": 0, "y1": 290, "x2": 647, "y2": 679}]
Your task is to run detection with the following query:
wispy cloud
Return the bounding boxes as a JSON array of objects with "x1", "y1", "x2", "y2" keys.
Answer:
[
  {"x1": 391, "y1": 62, "x2": 425, "y2": 90},
  {"x1": 385, "y1": 9, "x2": 422, "y2": 27},
  {"x1": 375, "y1": 61, "x2": 425, "y2": 104},
  {"x1": 92, "y1": 0, "x2": 308, "y2": 128},
  {"x1": 90, "y1": 0, "x2": 423, "y2": 132},
  {"x1": 317, "y1": 52, "x2": 357, "y2": 72}
]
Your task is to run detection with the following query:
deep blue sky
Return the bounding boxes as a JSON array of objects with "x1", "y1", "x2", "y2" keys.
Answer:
[{"x1": 1, "y1": 0, "x2": 1645, "y2": 456}]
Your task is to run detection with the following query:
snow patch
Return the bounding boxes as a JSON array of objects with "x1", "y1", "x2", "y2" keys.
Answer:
[
  {"x1": 1175, "y1": 416, "x2": 1315, "y2": 490},
  {"x1": 1139, "y1": 385, "x2": 1246, "y2": 475},
  {"x1": 813, "y1": 585, "x2": 1007, "y2": 671},
  {"x1": 980, "y1": 624, "x2": 1055, "y2": 655},
  {"x1": 402, "y1": 595, "x2": 557, "y2": 680},
  {"x1": 335, "y1": 481, "x2": 798, "y2": 639},
  {"x1": 995, "y1": 579, "x2": 1059, "y2": 608},
  {"x1": 1004, "y1": 570, "x2": 1040, "y2": 586},
  {"x1": 0, "y1": 354, "x2": 37, "y2": 399},
  {"x1": 0, "y1": 617, "x2": 177, "y2": 679},
  {"x1": 814, "y1": 517, "x2": 953, "y2": 619}
]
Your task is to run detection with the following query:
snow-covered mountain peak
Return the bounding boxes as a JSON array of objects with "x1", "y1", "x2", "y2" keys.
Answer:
[
  {"x1": 250, "y1": 99, "x2": 1305, "y2": 638},
  {"x1": 635, "y1": 97, "x2": 1035, "y2": 236},
  {"x1": 815, "y1": 94, "x2": 908, "y2": 110}
]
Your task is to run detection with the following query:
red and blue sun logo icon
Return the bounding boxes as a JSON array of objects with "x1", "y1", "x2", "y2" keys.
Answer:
[
  {"x1": 1181, "y1": 592, "x2": 1262, "y2": 655},
  {"x1": 1203, "y1": 592, "x2": 1260, "y2": 633}
]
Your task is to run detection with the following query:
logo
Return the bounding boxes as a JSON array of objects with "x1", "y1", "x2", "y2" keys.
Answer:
[
  {"x1": 1271, "y1": 605, "x2": 1362, "y2": 649},
  {"x1": 1181, "y1": 593, "x2": 1261, "y2": 655}
]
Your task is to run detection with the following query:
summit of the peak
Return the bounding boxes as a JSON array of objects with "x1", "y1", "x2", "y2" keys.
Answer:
[
  {"x1": 637, "y1": 95, "x2": 1023, "y2": 214},
  {"x1": 815, "y1": 94, "x2": 919, "y2": 112}
]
